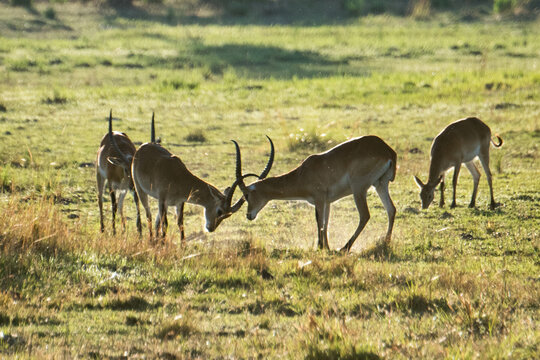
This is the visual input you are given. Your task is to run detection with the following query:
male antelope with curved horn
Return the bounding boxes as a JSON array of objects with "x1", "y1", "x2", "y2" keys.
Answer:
[
  {"x1": 414, "y1": 117, "x2": 503, "y2": 210},
  {"x1": 111, "y1": 115, "x2": 245, "y2": 242},
  {"x1": 96, "y1": 110, "x2": 142, "y2": 234},
  {"x1": 234, "y1": 136, "x2": 397, "y2": 253}
]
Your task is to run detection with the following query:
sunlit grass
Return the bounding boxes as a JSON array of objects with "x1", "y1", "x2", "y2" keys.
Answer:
[{"x1": 0, "y1": 1, "x2": 538, "y2": 358}]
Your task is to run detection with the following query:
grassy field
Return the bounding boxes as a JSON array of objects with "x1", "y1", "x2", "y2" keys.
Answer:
[{"x1": 0, "y1": 1, "x2": 539, "y2": 358}]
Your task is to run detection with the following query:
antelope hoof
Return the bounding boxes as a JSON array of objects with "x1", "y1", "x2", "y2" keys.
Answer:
[
  {"x1": 450, "y1": 202, "x2": 457, "y2": 209},
  {"x1": 468, "y1": 202, "x2": 475, "y2": 208}
]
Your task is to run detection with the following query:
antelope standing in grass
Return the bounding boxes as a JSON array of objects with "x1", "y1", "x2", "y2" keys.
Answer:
[
  {"x1": 96, "y1": 111, "x2": 141, "y2": 234},
  {"x1": 109, "y1": 116, "x2": 247, "y2": 242},
  {"x1": 414, "y1": 117, "x2": 503, "y2": 210},
  {"x1": 233, "y1": 136, "x2": 397, "y2": 252}
]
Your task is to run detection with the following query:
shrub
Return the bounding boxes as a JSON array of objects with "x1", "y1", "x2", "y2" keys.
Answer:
[
  {"x1": 10, "y1": 0, "x2": 32, "y2": 7},
  {"x1": 9, "y1": 59, "x2": 37, "y2": 72},
  {"x1": 343, "y1": 0, "x2": 364, "y2": 16},
  {"x1": 184, "y1": 129, "x2": 206, "y2": 143},
  {"x1": 42, "y1": 89, "x2": 68, "y2": 105},
  {"x1": 44, "y1": 7, "x2": 56, "y2": 20},
  {"x1": 493, "y1": 0, "x2": 517, "y2": 13},
  {"x1": 287, "y1": 128, "x2": 334, "y2": 153},
  {"x1": 107, "y1": 0, "x2": 133, "y2": 8}
]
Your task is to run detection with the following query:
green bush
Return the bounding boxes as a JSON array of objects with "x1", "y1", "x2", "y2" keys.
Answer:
[
  {"x1": 493, "y1": 0, "x2": 516, "y2": 13},
  {"x1": 10, "y1": 0, "x2": 32, "y2": 7},
  {"x1": 184, "y1": 129, "x2": 207, "y2": 143},
  {"x1": 44, "y1": 7, "x2": 56, "y2": 20},
  {"x1": 107, "y1": 0, "x2": 133, "y2": 8},
  {"x1": 343, "y1": 0, "x2": 364, "y2": 15}
]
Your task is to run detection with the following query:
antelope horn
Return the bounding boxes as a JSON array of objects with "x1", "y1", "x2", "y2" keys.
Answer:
[
  {"x1": 107, "y1": 110, "x2": 131, "y2": 165},
  {"x1": 151, "y1": 112, "x2": 155, "y2": 143},
  {"x1": 232, "y1": 140, "x2": 249, "y2": 195},
  {"x1": 224, "y1": 178, "x2": 245, "y2": 213},
  {"x1": 258, "y1": 135, "x2": 274, "y2": 179}
]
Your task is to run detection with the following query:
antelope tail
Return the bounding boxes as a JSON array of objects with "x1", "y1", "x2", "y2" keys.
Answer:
[
  {"x1": 491, "y1": 135, "x2": 503, "y2": 148},
  {"x1": 389, "y1": 150, "x2": 397, "y2": 182}
]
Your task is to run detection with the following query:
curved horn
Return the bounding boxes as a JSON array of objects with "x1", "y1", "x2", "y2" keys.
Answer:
[
  {"x1": 224, "y1": 178, "x2": 245, "y2": 213},
  {"x1": 107, "y1": 110, "x2": 130, "y2": 165},
  {"x1": 151, "y1": 112, "x2": 155, "y2": 143},
  {"x1": 258, "y1": 135, "x2": 274, "y2": 179},
  {"x1": 232, "y1": 140, "x2": 249, "y2": 195}
]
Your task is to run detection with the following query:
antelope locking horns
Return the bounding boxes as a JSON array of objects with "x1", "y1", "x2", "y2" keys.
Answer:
[{"x1": 233, "y1": 136, "x2": 275, "y2": 195}]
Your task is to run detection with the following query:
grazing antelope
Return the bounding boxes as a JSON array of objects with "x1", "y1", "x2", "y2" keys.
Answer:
[
  {"x1": 234, "y1": 136, "x2": 397, "y2": 252},
  {"x1": 414, "y1": 117, "x2": 503, "y2": 210},
  {"x1": 96, "y1": 111, "x2": 141, "y2": 234},
  {"x1": 109, "y1": 116, "x2": 246, "y2": 242}
]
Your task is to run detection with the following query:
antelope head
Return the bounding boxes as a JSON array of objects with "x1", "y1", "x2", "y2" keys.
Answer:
[
  {"x1": 107, "y1": 110, "x2": 134, "y2": 183},
  {"x1": 233, "y1": 136, "x2": 275, "y2": 221},
  {"x1": 204, "y1": 180, "x2": 246, "y2": 232},
  {"x1": 414, "y1": 175, "x2": 443, "y2": 209}
]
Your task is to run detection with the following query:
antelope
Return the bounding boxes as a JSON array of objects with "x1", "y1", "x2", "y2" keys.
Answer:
[
  {"x1": 414, "y1": 117, "x2": 503, "y2": 210},
  {"x1": 233, "y1": 136, "x2": 397, "y2": 253},
  {"x1": 96, "y1": 111, "x2": 141, "y2": 234},
  {"x1": 109, "y1": 116, "x2": 247, "y2": 242}
]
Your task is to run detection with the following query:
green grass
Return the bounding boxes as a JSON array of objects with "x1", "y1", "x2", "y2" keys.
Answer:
[{"x1": 0, "y1": 1, "x2": 539, "y2": 358}]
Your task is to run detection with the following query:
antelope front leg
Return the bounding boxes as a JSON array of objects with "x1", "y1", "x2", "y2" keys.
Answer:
[
  {"x1": 315, "y1": 207, "x2": 325, "y2": 250},
  {"x1": 439, "y1": 177, "x2": 445, "y2": 208},
  {"x1": 322, "y1": 203, "x2": 331, "y2": 251},
  {"x1": 451, "y1": 164, "x2": 461, "y2": 208}
]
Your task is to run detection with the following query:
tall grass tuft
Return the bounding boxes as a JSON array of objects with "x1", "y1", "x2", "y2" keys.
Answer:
[
  {"x1": 0, "y1": 197, "x2": 74, "y2": 256},
  {"x1": 184, "y1": 128, "x2": 207, "y2": 143},
  {"x1": 156, "y1": 310, "x2": 197, "y2": 340},
  {"x1": 287, "y1": 127, "x2": 334, "y2": 153},
  {"x1": 303, "y1": 314, "x2": 381, "y2": 360},
  {"x1": 410, "y1": 0, "x2": 431, "y2": 19}
]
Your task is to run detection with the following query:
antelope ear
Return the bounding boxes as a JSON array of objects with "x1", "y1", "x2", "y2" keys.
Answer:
[
  {"x1": 107, "y1": 157, "x2": 124, "y2": 167},
  {"x1": 223, "y1": 186, "x2": 232, "y2": 197},
  {"x1": 414, "y1": 175, "x2": 425, "y2": 188},
  {"x1": 208, "y1": 185, "x2": 221, "y2": 202}
]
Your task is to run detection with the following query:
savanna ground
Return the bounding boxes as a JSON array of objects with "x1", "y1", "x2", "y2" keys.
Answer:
[{"x1": 0, "y1": 0, "x2": 539, "y2": 358}]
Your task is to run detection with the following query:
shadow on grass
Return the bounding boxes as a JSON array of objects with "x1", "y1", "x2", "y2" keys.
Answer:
[{"x1": 112, "y1": 40, "x2": 371, "y2": 79}]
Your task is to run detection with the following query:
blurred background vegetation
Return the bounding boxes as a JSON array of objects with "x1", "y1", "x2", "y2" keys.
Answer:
[{"x1": 7, "y1": 0, "x2": 540, "y2": 20}]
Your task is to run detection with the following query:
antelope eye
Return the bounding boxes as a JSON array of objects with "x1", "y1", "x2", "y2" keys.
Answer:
[{"x1": 217, "y1": 209, "x2": 223, "y2": 217}]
